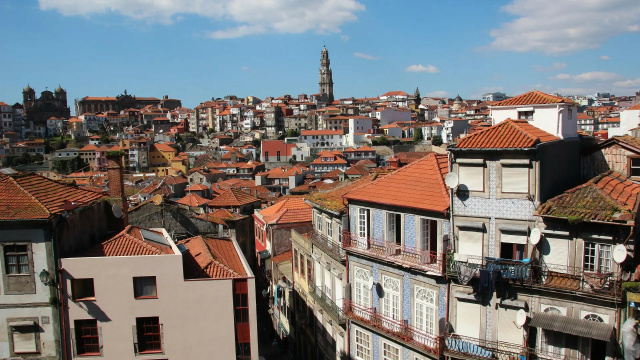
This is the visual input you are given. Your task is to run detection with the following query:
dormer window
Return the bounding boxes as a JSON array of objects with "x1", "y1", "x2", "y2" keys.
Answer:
[{"x1": 518, "y1": 110, "x2": 534, "y2": 120}]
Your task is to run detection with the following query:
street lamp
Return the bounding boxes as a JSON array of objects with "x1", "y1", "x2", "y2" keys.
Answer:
[{"x1": 39, "y1": 269, "x2": 55, "y2": 286}]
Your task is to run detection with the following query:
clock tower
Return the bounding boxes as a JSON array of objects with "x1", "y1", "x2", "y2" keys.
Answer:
[{"x1": 319, "y1": 46, "x2": 334, "y2": 103}]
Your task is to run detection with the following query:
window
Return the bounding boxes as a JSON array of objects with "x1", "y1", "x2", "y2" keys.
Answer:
[
  {"x1": 307, "y1": 259, "x2": 313, "y2": 287},
  {"x1": 300, "y1": 253, "x2": 306, "y2": 280},
  {"x1": 354, "y1": 328, "x2": 371, "y2": 360},
  {"x1": 584, "y1": 242, "x2": 612, "y2": 273},
  {"x1": 540, "y1": 329, "x2": 565, "y2": 357},
  {"x1": 518, "y1": 110, "x2": 534, "y2": 119},
  {"x1": 381, "y1": 275, "x2": 401, "y2": 330},
  {"x1": 386, "y1": 213, "x2": 402, "y2": 245},
  {"x1": 326, "y1": 219, "x2": 333, "y2": 239},
  {"x1": 382, "y1": 340, "x2": 401, "y2": 360},
  {"x1": 136, "y1": 317, "x2": 162, "y2": 354},
  {"x1": 294, "y1": 249, "x2": 299, "y2": 272},
  {"x1": 324, "y1": 266, "x2": 333, "y2": 298},
  {"x1": 4, "y1": 245, "x2": 29, "y2": 274},
  {"x1": 501, "y1": 165, "x2": 529, "y2": 193},
  {"x1": 414, "y1": 285, "x2": 436, "y2": 338},
  {"x1": 277, "y1": 151, "x2": 281, "y2": 161},
  {"x1": 316, "y1": 213, "x2": 323, "y2": 233},
  {"x1": 419, "y1": 218, "x2": 437, "y2": 255},
  {"x1": 630, "y1": 158, "x2": 640, "y2": 177},
  {"x1": 133, "y1": 276, "x2": 157, "y2": 298},
  {"x1": 71, "y1": 279, "x2": 95, "y2": 301},
  {"x1": 354, "y1": 267, "x2": 371, "y2": 308},
  {"x1": 9, "y1": 321, "x2": 38, "y2": 354},
  {"x1": 74, "y1": 319, "x2": 100, "y2": 356},
  {"x1": 458, "y1": 165, "x2": 484, "y2": 191},
  {"x1": 500, "y1": 241, "x2": 525, "y2": 260},
  {"x1": 357, "y1": 208, "x2": 370, "y2": 239},
  {"x1": 457, "y1": 228, "x2": 484, "y2": 261},
  {"x1": 234, "y1": 280, "x2": 251, "y2": 360},
  {"x1": 583, "y1": 314, "x2": 604, "y2": 322},
  {"x1": 264, "y1": 151, "x2": 269, "y2": 160}
]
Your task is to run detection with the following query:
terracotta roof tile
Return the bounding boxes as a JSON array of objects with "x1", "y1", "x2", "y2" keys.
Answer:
[
  {"x1": 345, "y1": 153, "x2": 450, "y2": 213},
  {"x1": 176, "y1": 193, "x2": 209, "y2": 207},
  {"x1": 0, "y1": 173, "x2": 106, "y2": 220},
  {"x1": 84, "y1": 226, "x2": 174, "y2": 257},
  {"x1": 491, "y1": 90, "x2": 573, "y2": 107},
  {"x1": 307, "y1": 175, "x2": 378, "y2": 213},
  {"x1": 177, "y1": 236, "x2": 246, "y2": 279},
  {"x1": 259, "y1": 196, "x2": 312, "y2": 224},
  {"x1": 455, "y1": 119, "x2": 559, "y2": 149},
  {"x1": 537, "y1": 171, "x2": 640, "y2": 223},
  {"x1": 207, "y1": 189, "x2": 260, "y2": 207},
  {"x1": 271, "y1": 250, "x2": 292, "y2": 264}
]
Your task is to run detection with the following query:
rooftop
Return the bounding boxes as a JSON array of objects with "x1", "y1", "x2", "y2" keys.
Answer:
[
  {"x1": 454, "y1": 119, "x2": 559, "y2": 149},
  {"x1": 490, "y1": 90, "x2": 573, "y2": 107},
  {"x1": 84, "y1": 226, "x2": 174, "y2": 257},
  {"x1": 178, "y1": 236, "x2": 247, "y2": 279}
]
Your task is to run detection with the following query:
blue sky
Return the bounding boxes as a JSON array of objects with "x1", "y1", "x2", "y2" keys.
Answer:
[{"x1": 1, "y1": 0, "x2": 640, "y2": 112}]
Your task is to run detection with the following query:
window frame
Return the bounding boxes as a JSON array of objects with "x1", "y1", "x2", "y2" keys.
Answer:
[
  {"x1": 71, "y1": 278, "x2": 96, "y2": 301},
  {"x1": 135, "y1": 317, "x2": 163, "y2": 354},
  {"x1": 458, "y1": 164, "x2": 485, "y2": 192},
  {"x1": 381, "y1": 339, "x2": 401, "y2": 360},
  {"x1": 381, "y1": 274, "x2": 401, "y2": 324},
  {"x1": 500, "y1": 164, "x2": 530, "y2": 194},
  {"x1": 353, "y1": 266, "x2": 371, "y2": 308},
  {"x1": 354, "y1": 327, "x2": 372, "y2": 360},
  {"x1": 583, "y1": 242, "x2": 612, "y2": 273},
  {"x1": 4, "y1": 244, "x2": 30, "y2": 275},
  {"x1": 74, "y1": 319, "x2": 101, "y2": 356},
  {"x1": 133, "y1": 276, "x2": 158, "y2": 299},
  {"x1": 9, "y1": 318, "x2": 40, "y2": 356},
  {"x1": 413, "y1": 285, "x2": 437, "y2": 337},
  {"x1": 629, "y1": 157, "x2": 640, "y2": 177}
]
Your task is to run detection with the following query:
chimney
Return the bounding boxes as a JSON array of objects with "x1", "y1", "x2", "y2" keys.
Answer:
[
  {"x1": 230, "y1": 151, "x2": 237, "y2": 163},
  {"x1": 107, "y1": 155, "x2": 129, "y2": 227}
]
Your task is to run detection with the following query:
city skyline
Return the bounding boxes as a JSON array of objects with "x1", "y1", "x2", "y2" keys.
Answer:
[{"x1": 2, "y1": 0, "x2": 640, "y2": 110}]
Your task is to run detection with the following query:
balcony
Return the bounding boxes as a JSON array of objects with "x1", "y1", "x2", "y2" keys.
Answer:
[
  {"x1": 342, "y1": 232, "x2": 445, "y2": 274},
  {"x1": 310, "y1": 286, "x2": 346, "y2": 324},
  {"x1": 305, "y1": 230, "x2": 345, "y2": 261},
  {"x1": 343, "y1": 299, "x2": 441, "y2": 358},
  {"x1": 444, "y1": 333, "x2": 579, "y2": 360},
  {"x1": 448, "y1": 256, "x2": 622, "y2": 300}
]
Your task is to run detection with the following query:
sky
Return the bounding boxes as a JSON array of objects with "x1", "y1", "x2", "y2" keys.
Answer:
[{"x1": 1, "y1": 0, "x2": 640, "y2": 112}]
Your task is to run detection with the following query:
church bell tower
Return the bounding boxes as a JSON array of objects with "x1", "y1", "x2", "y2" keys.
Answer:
[{"x1": 319, "y1": 46, "x2": 334, "y2": 103}]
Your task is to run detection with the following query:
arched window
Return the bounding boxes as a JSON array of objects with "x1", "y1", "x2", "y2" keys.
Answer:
[
  {"x1": 543, "y1": 306, "x2": 562, "y2": 315},
  {"x1": 583, "y1": 314, "x2": 604, "y2": 322}
]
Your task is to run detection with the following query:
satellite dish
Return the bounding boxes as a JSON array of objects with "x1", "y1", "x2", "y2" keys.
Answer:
[
  {"x1": 152, "y1": 194, "x2": 163, "y2": 205},
  {"x1": 445, "y1": 172, "x2": 459, "y2": 188},
  {"x1": 516, "y1": 309, "x2": 527, "y2": 327},
  {"x1": 112, "y1": 204, "x2": 122, "y2": 218},
  {"x1": 613, "y1": 244, "x2": 627, "y2": 264},
  {"x1": 529, "y1": 228, "x2": 541, "y2": 245}
]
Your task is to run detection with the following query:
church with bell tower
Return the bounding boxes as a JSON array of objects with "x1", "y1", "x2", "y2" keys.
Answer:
[{"x1": 319, "y1": 46, "x2": 334, "y2": 103}]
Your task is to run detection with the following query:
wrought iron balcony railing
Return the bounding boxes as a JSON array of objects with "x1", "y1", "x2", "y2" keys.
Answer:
[
  {"x1": 343, "y1": 299, "x2": 441, "y2": 357},
  {"x1": 305, "y1": 230, "x2": 345, "y2": 261},
  {"x1": 342, "y1": 232, "x2": 445, "y2": 274},
  {"x1": 448, "y1": 256, "x2": 622, "y2": 299},
  {"x1": 444, "y1": 333, "x2": 580, "y2": 360},
  {"x1": 310, "y1": 286, "x2": 346, "y2": 324}
]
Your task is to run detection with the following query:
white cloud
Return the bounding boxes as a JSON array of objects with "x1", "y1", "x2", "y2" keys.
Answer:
[
  {"x1": 425, "y1": 90, "x2": 448, "y2": 97},
  {"x1": 614, "y1": 78, "x2": 640, "y2": 88},
  {"x1": 340, "y1": 34, "x2": 350, "y2": 42},
  {"x1": 486, "y1": 0, "x2": 640, "y2": 54},
  {"x1": 533, "y1": 62, "x2": 567, "y2": 72},
  {"x1": 406, "y1": 64, "x2": 440, "y2": 73},
  {"x1": 550, "y1": 71, "x2": 621, "y2": 82},
  {"x1": 600, "y1": 55, "x2": 610, "y2": 60},
  {"x1": 38, "y1": 0, "x2": 366, "y2": 38},
  {"x1": 353, "y1": 52, "x2": 379, "y2": 60}
]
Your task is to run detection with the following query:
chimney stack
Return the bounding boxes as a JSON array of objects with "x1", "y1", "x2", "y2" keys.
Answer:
[{"x1": 107, "y1": 155, "x2": 129, "y2": 227}]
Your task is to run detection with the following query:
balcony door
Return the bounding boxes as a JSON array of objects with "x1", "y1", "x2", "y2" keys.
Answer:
[{"x1": 381, "y1": 275, "x2": 401, "y2": 332}]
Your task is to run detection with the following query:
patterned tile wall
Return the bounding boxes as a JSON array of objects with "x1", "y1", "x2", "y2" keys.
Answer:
[
  {"x1": 404, "y1": 214, "x2": 416, "y2": 248},
  {"x1": 438, "y1": 283, "x2": 448, "y2": 320},
  {"x1": 350, "y1": 204, "x2": 356, "y2": 232},
  {"x1": 374, "y1": 209, "x2": 383, "y2": 239},
  {"x1": 372, "y1": 263, "x2": 380, "y2": 309},
  {"x1": 403, "y1": 273, "x2": 411, "y2": 321}
]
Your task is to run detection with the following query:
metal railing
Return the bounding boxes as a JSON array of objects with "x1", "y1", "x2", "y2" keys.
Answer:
[
  {"x1": 448, "y1": 256, "x2": 622, "y2": 299},
  {"x1": 343, "y1": 299, "x2": 441, "y2": 357},
  {"x1": 444, "y1": 333, "x2": 527, "y2": 360},
  {"x1": 342, "y1": 232, "x2": 445, "y2": 274},
  {"x1": 305, "y1": 230, "x2": 345, "y2": 260},
  {"x1": 310, "y1": 286, "x2": 345, "y2": 323}
]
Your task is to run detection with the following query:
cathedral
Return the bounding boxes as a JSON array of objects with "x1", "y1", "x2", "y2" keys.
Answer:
[
  {"x1": 22, "y1": 85, "x2": 71, "y2": 124},
  {"x1": 319, "y1": 46, "x2": 334, "y2": 103}
]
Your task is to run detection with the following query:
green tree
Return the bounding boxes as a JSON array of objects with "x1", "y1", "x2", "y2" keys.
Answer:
[
  {"x1": 286, "y1": 129, "x2": 300, "y2": 138},
  {"x1": 375, "y1": 136, "x2": 389, "y2": 146},
  {"x1": 431, "y1": 135, "x2": 443, "y2": 146},
  {"x1": 413, "y1": 127, "x2": 424, "y2": 144}
]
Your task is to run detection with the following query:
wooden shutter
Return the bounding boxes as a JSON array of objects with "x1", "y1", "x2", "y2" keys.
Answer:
[
  {"x1": 541, "y1": 235, "x2": 570, "y2": 267},
  {"x1": 501, "y1": 232, "x2": 527, "y2": 244},
  {"x1": 501, "y1": 166, "x2": 529, "y2": 193},
  {"x1": 456, "y1": 300, "x2": 480, "y2": 338},
  {"x1": 459, "y1": 165, "x2": 484, "y2": 191},
  {"x1": 12, "y1": 327, "x2": 37, "y2": 353},
  {"x1": 458, "y1": 230, "x2": 483, "y2": 257}
]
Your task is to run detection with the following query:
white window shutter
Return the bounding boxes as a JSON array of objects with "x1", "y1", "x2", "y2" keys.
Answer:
[
  {"x1": 458, "y1": 230, "x2": 483, "y2": 258},
  {"x1": 501, "y1": 166, "x2": 529, "y2": 193},
  {"x1": 500, "y1": 232, "x2": 527, "y2": 244},
  {"x1": 12, "y1": 327, "x2": 37, "y2": 353},
  {"x1": 456, "y1": 301, "x2": 481, "y2": 338},
  {"x1": 542, "y1": 236, "x2": 570, "y2": 267},
  {"x1": 459, "y1": 165, "x2": 484, "y2": 191}
]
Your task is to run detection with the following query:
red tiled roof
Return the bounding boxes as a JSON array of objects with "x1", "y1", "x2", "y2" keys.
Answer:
[
  {"x1": 491, "y1": 90, "x2": 572, "y2": 107},
  {"x1": 627, "y1": 103, "x2": 640, "y2": 111},
  {"x1": 178, "y1": 236, "x2": 246, "y2": 279},
  {"x1": 176, "y1": 193, "x2": 209, "y2": 207},
  {"x1": 185, "y1": 184, "x2": 209, "y2": 191},
  {"x1": 84, "y1": 226, "x2": 174, "y2": 257},
  {"x1": 259, "y1": 196, "x2": 312, "y2": 224},
  {"x1": 455, "y1": 119, "x2": 559, "y2": 149},
  {"x1": 345, "y1": 153, "x2": 450, "y2": 213},
  {"x1": 0, "y1": 173, "x2": 106, "y2": 220},
  {"x1": 152, "y1": 143, "x2": 176, "y2": 152},
  {"x1": 321, "y1": 169, "x2": 343, "y2": 179},
  {"x1": 307, "y1": 175, "x2": 377, "y2": 213},
  {"x1": 207, "y1": 189, "x2": 260, "y2": 207},
  {"x1": 195, "y1": 209, "x2": 243, "y2": 226},
  {"x1": 381, "y1": 90, "x2": 409, "y2": 97},
  {"x1": 271, "y1": 250, "x2": 292, "y2": 264},
  {"x1": 537, "y1": 171, "x2": 640, "y2": 223},
  {"x1": 301, "y1": 129, "x2": 344, "y2": 136}
]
